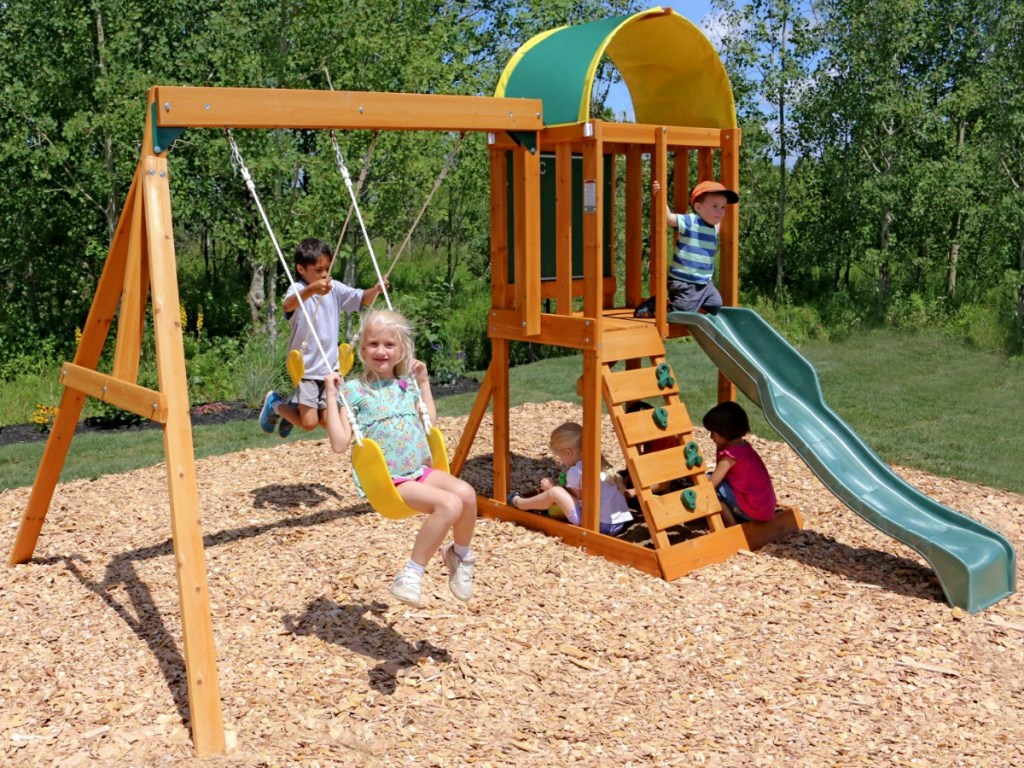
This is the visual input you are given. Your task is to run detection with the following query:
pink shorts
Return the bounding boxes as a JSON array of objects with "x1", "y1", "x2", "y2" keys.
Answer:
[{"x1": 392, "y1": 466, "x2": 436, "y2": 487}]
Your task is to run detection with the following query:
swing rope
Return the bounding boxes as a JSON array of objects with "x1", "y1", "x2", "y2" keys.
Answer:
[
  {"x1": 379, "y1": 132, "x2": 466, "y2": 283},
  {"x1": 226, "y1": 130, "x2": 365, "y2": 447},
  {"x1": 329, "y1": 134, "x2": 450, "y2": 433},
  {"x1": 294, "y1": 130, "x2": 380, "y2": 366}
]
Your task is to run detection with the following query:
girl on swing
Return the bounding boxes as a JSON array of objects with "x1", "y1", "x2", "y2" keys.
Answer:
[{"x1": 323, "y1": 308, "x2": 479, "y2": 608}]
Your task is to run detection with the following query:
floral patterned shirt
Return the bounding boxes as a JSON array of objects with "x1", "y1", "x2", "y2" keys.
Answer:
[{"x1": 342, "y1": 377, "x2": 431, "y2": 494}]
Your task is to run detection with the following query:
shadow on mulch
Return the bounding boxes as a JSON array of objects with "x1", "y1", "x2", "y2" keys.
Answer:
[
  {"x1": 284, "y1": 597, "x2": 452, "y2": 695},
  {"x1": 39, "y1": 487, "x2": 378, "y2": 721},
  {"x1": 0, "y1": 376, "x2": 480, "y2": 449},
  {"x1": 765, "y1": 529, "x2": 946, "y2": 604}
]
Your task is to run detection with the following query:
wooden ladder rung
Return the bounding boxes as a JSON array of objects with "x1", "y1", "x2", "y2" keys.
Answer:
[
  {"x1": 643, "y1": 484, "x2": 721, "y2": 531},
  {"x1": 629, "y1": 444, "x2": 708, "y2": 489},
  {"x1": 601, "y1": 325, "x2": 666, "y2": 364},
  {"x1": 618, "y1": 403, "x2": 693, "y2": 448},
  {"x1": 604, "y1": 365, "x2": 679, "y2": 404}
]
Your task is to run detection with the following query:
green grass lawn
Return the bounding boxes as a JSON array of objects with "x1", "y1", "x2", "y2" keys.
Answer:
[{"x1": 2, "y1": 330, "x2": 1022, "y2": 494}]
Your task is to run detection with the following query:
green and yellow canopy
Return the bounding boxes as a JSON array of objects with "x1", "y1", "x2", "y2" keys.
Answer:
[{"x1": 495, "y1": 7, "x2": 735, "y2": 129}]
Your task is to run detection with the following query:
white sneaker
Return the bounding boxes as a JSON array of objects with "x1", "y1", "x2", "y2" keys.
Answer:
[
  {"x1": 390, "y1": 567, "x2": 423, "y2": 607},
  {"x1": 441, "y1": 544, "x2": 475, "y2": 603}
]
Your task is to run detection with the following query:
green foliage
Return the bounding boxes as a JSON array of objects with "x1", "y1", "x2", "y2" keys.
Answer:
[
  {"x1": 949, "y1": 296, "x2": 1013, "y2": 354},
  {"x1": 744, "y1": 293, "x2": 829, "y2": 345},
  {"x1": 230, "y1": 332, "x2": 292, "y2": 409}
]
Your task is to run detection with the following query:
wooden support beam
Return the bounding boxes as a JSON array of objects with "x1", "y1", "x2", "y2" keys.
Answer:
[
  {"x1": 581, "y1": 125, "x2": 604, "y2": 321},
  {"x1": 142, "y1": 155, "x2": 225, "y2": 756},
  {"x1": 450, "y1": 365, "x2": 496, "y2": 476},
  {"x1": 478, "y1": 498, "x2": 663, "y2": 578},
  {"x1": 489, "y1": 146, "x2": 510, "y2": 310},
  {"x1": 59, "y1": 364, "x2": 168, "y2": 423},
  {"x1": 490, "y1": 338, "x2": 511, "y2": 504},
  {"x1": 153, "y1": 86, "x2": 543, "y2": 133},
  {"x1": 9, "y1": 170, "x2": 142, "y2": 565},
  {"x1": 580, "y1": 348, "x2": 602, "y2": 533},
  {"x1": 625, "y1": 145, "x2": 643, "y2": 309},
  {"x1": 521, "y1": 147, "x2": 541, "y2": 336},
  {"x1": 652, "y1": 128, "x2": 668, "y2": 339},
  {"x1": 718, "y1": 127, "x2": 741, "y2": 404},
  {"x1": 555, "y1": 142, "x2": 573, "y2": 315},
  {"x1": 600, "y1": 122, "x2": 723, "y2": 148},
  {"x1": 113, "y1": 182, "x2": 148, "y2": 382},
  {"x1": 487, "y1": 309, "x2": 597, "y2": 349}
]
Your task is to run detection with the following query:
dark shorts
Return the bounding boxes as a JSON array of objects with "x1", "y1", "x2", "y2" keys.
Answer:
[{"x1": 667, "y1": 280, "x2": 722, "y2": 314}]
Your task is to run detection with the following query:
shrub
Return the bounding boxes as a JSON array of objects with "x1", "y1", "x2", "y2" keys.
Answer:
[
  {"x1": 950, "y1": 302, "x2": 1007, "y2": 353},
  {"x1": 232, "y1": 332, "x2": 291, "y2": 408},
  {"x1": 746, "y1": 294, "x2": 828, "y2": 345}
]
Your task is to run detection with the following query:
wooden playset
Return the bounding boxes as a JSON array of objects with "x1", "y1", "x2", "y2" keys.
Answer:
[{"x1": 7, "y1": 7, "x2": 800, "y2": 755}]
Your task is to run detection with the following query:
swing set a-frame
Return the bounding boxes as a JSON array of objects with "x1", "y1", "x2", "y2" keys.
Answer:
[{"x1": 8, "y1": 8, "x2": 801, "y2": 756}]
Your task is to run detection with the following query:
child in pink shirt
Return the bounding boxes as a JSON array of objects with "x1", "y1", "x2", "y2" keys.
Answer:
[{"x1": 702, "y1": 401, "x2": 777, "y2": 525}]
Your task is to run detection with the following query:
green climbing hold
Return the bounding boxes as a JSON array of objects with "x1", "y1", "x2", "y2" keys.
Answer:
[
  {"x1": 656, "y1": 362, "x2": 675, "y2": 389},
  {"x1": 681, "y1": 488, "x2": 698, "y2": 510},
  {"x1": 684, "y1": 440, "x2": 703, "y2": 469},
  {"x1": 652, "y1": 407, "x2": 669, "y2": 429}
]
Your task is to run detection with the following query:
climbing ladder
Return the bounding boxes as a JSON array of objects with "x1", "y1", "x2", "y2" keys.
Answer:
[{"x1": 600, "y1": 317, "x2": 802, "y2": 579}]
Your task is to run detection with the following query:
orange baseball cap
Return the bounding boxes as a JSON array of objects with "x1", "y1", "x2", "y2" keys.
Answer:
[{"x1": 691, "y1": 180, "x2": 739, "y2": 205}]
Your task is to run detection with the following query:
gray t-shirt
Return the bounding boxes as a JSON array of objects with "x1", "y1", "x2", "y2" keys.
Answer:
[{"x1": 284, "y1": 281, "x2": 363, "y2": 379}]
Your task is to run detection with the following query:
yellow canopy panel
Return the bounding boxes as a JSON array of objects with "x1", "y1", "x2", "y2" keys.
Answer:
[{"x1": 495, "y1": 7, "x2": 736, "y2": 129}]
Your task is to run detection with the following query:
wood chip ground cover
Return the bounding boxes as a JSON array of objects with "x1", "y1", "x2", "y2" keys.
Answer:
[{"x1": 2, "y1": 402, "x2": 1022, "y2": 767}]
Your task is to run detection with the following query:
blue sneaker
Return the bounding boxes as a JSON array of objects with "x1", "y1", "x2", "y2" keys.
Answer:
[
  {"x1": 259, "y1": 391, "x2": 283, "y2": 433},
  {"x1": 278, "y1": 413, "x2": 294, "y2": 439}
]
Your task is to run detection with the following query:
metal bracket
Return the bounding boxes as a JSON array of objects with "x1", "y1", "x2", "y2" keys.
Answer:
[{"x1": 151, "y1": 103, "x2": 185, "y2": 156}]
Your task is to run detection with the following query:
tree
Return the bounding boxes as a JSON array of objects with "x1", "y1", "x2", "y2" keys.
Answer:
[{"x1": 710, "y1": 0, "x2": 817, "y2": 295}]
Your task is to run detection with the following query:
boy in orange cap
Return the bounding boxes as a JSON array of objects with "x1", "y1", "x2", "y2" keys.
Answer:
[{"x1": 636, "y1": 179, "x2": 739, "y2": 316}]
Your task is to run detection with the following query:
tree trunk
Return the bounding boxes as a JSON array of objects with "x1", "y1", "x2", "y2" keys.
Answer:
[
  {"x1": 248, "y1": 263, "x2": 265, "y2": 331},
  {"x1": 774, "y1": 13, "x2": 788, "y2": 296},
  {"x1": 877, "y1": 203, "x2": 892, "y2": 312},
  {"x1": 946, "y1": 120, "x2": 967, "y2": 299},
  {"x1": 91, "y1": 3, "x2": 118, "y2": 240},
  {"x1": 1016, "y1": 219, "x2": 1024, "y2": 354}
]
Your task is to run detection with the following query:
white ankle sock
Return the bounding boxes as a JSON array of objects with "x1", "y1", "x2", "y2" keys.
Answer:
[
  {"x1": 405, "y1": 559, "x2": 426, "y2": 577},
  {"x1": 453, "y1": 544, "x2": 472, "y2": 561}
]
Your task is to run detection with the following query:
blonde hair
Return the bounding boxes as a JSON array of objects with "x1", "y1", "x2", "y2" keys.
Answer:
[
  {"x1": 549, "y1": 421, "x2": 627, "y2": 492},
  {"x1": 353, "y1": 308, "x2": 416, "y2": 381},
  {"x1": 549, "y1": 422, "x2": 583, "y2": 453}
]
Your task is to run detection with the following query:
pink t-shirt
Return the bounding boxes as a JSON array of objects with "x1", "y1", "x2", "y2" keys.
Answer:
[{"x1": 719, "y1": 441, "x2": 777, "y2": 521}]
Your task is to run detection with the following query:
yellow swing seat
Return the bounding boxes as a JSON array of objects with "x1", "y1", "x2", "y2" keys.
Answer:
[
  {"x1": 351, "y1": 427, "x2": 451, "y2": 520},
  {"x1": 288, "y1": 343, "x2": 356, "y2": 387}
]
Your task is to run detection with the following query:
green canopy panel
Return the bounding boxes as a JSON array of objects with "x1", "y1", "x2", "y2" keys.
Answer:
[{"x1": 495, "y1": 7, "x2": 736, "y2": 129}]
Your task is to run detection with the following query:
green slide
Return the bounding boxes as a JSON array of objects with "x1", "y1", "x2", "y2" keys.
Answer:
[{"x1": 669, "y1": 307, "x2": 1016, "y2": 613}]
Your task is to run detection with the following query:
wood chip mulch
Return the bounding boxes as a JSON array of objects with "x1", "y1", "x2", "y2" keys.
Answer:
[{"x1": 2, "y1": 401, "x2": 1022, "y2": 767}]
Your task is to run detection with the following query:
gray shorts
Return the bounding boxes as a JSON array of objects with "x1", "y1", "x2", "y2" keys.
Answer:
[
  {"x1": 667, "y1": 280, "x2": 722, "y2": 314},
  {"x1": 293, "y1": 379, "x2": 328, "y2": 411}
]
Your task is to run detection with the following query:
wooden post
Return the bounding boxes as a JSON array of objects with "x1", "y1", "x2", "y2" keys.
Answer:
[
  {"x1": 624, "y1": 144, "x2": 643, "y2": 309},
  {"x1": 142, "y1": 156, "x2": 225, "y2": 755},
  {"x1": 652, "y1": 128, "x2": 668, "y2": 338},
  {"x1": 718, "y1": 128, "x2": 741, "y2": 404},
  {"x1": 555, "y1": 142, "x2": 573, "y2": 314},
  {"x1": 580, "y1": 124, "x2": 604, "y2": 531}
]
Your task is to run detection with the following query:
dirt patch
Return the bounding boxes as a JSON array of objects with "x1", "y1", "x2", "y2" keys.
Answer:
[{"x1": 1, "y1": 400, "x2": 1022, "y2": 767}]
